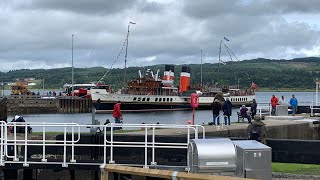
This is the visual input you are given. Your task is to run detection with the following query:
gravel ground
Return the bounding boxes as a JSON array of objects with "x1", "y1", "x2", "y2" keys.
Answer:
[{"x1": 272, "y1": 172, "x2": 320, "y2": 180}]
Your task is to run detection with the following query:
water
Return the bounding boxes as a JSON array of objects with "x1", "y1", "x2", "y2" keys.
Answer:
[
  {"x1": 6, "y1": 91, "x2": 318, "y2": 132},
  {"x1": 255, "y1": 91, "x2": 316, "y2": 105}
]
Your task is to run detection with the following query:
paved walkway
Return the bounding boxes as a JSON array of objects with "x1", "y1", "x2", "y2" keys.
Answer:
[{"x1": 124, "y1": 115, "x2": 318, "y2": 136}]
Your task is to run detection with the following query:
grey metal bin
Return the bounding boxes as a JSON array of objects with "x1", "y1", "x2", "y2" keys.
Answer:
[
  {"x1": 233, "y1": 140, "x2": 272, "y2": 180},
  {"x1": 187, "y1": 138, "x2": 236, "y2": 174}
]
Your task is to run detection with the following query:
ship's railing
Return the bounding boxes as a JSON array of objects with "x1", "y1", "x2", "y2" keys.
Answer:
[{"x1": 0, "y1": 122, "x2": 205, "y2": 169}]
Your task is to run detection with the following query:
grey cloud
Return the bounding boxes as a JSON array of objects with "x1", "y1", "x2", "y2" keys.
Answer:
[
  {"x1": 0, "y1": 0, "x2": 319, "y2": 72},
  {"x1": 16, "y1": 0, "x2": 138, "y2": 15},
  {"x1": 182, "y1": 0, "x2": 320, "y2": 18},
  {"x1": 269, "y1": 0, "x2": 320, "y2": 13}
]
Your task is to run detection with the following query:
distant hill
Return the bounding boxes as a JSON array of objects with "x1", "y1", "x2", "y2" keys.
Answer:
[{"x1": 1, "y1": 57, "x2": 319, "y2": 90}]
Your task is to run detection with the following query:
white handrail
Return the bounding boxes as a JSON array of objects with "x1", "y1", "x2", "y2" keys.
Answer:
[{"x1": 0, "y1": 122, "x2": 205, "y2": 169}]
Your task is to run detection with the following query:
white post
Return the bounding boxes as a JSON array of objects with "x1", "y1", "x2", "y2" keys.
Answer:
[
  {"x1": 0, "y1": 123, "x2": 3, "y2": 165},
  {"x1": 23, "y1": 124, "x2": 28, "y2": 167},
  {"x1": 151, "y1": 125, "x2": 156, "y2": 165},
  {"x1": 42, "y1": 124, "x2": 47, "y2": 162},
  {"x1": 109, "y1": 124, "x2": 114, "y2": 163},
  {"x1": 71, "y1": 34, "x2": 74, "y2": 96},
  {"x1": 200, "y1": 50, "x2": 203, "y2": 86},
  {"x1": 144, "y1": 124, "x2": 148, "y2": 168},
  {"x1": 63, "y1": 126, "x2": 67, "y2": 167},
  {"x1": 316, "y1": 80, "x2": 319, "y2": 106},
  {"x1": 70, "y1": 126, "x2": 76, "y2": 163},
  {"x1": 103, "y1": 124, "x2": 107, "y2": 165}
]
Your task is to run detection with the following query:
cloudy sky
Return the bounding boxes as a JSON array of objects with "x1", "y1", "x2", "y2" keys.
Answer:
[{"x1": 0, "y1": 0, "x2": 320, "y2": 71}]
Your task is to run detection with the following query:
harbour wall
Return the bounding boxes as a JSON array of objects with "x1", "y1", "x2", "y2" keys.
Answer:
[{"x1": 5, "y1": 96, "x2": 92, "y2": 115}]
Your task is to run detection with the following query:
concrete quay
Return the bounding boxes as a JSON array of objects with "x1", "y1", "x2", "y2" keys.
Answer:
[{"x1": 125, "y1": 115, "x2": 320, "y2": 140}]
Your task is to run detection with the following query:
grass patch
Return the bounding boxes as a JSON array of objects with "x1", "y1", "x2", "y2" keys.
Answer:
[{"x1": 272, "y1": 163, "x2": 320, "y2": 175}]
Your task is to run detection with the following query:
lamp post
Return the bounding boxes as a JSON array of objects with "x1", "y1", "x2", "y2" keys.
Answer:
[
  {"x1": 200, "y1": 50, "x2": 203, "y2": 86},
  {"x1": 72, "y1": 34, "x2": 74, "y2": 96},
  {"x1": 124, "y1": 21, "x2": 136, "y2": 86}
]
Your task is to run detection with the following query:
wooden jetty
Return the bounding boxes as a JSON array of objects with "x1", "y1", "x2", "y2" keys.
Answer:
[{"x1": 4, "y1": 95, "x2": 92, "y2": 114}]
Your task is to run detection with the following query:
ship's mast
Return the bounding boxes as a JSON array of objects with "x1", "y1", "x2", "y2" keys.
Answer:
[
  {"x1": 124, "y1": 21, "x2": 136, "y2": 86},
  {"x1": 218, "y1": 39, "x2": 222, "y2": 73},
  {"x1": 200, "y1": 50, "x2": 203, "y2": 86}
]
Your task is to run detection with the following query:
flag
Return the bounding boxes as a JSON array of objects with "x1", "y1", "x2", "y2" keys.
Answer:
[
  {"x1": 129, "y1": 21, "x2": 136, "y2": 24},
  {"x1": 224, "y1": 37, "x2": 230, "y2": 41},
  {"x1": 251, "y1": 82, "x2": 259, "y2": 90}
]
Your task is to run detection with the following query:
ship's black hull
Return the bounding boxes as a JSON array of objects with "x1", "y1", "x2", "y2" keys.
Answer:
[
  {"x1": 94, "y1": 102, "x2": 191, "y2": 112},
  {"x1": 93, "y1": 101, "x2": 253, "y2": 112}
]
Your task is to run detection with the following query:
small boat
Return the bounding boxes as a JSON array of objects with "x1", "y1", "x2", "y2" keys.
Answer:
[{"x1": 91, "y1": 65, "x2": 255, "y2": 111}]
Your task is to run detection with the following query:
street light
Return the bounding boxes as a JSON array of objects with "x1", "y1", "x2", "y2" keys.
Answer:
[
  {"x1": 200, "y1": 50, "x2": 203, "y2": 87},
  {"x1": 72, "y1": 34, "x2": 74, "y2": 96},
  {"x1": 124, "y1": 21, "x2": 136, "y2": 86}
]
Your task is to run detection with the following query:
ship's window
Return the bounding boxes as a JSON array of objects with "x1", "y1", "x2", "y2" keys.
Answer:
[
  {"x1": 170, "y1": 98, "x2": 173, "y2": 102},
  {"x1": 142, "y1": 98, "x2": 145, "y2": 101},
  {"x1": 167, "y1": 98, "x2": 169, "y2": 102},
  {"x1": 245, "y1": 98, "x2": 247, "y2": 101},
  {"x1": 147, "y1": 98, "x2": 150, "y2": 101},
  {"x1": 138, "y1": 98, "x2": 141, "y2": 101},
  {"x1": 155, "y1": 98, "x2": 158, "y2": 101},
  {"x1": 159, "y1": 98, "x2": 162, "y2": 102},
  {"x1": 133, "y1": 97, "x2": 137, "y2": 101},
  {"x1": 163, "y1": 98, "x2": 166, "y2": 101}
]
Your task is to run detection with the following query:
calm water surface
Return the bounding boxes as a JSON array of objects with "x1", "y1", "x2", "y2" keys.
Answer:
[{"x1": 6, "y1": 91, "x2": 318, "y2": 132}]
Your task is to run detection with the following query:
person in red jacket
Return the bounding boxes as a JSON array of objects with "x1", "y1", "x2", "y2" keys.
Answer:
[
  {"x1": 113, "y1": 101, "x2": 122, "y2": 129},
  {"x1": 270, "y1": 95, "x2": 279, "y2": 116}
]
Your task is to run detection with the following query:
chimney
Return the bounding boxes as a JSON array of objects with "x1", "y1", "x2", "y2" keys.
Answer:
[
  {"x1": 179, "y1": 66, "x2": 191, "y2": 93},
  {"x1": 162, "y1": 65, "x2": 174, "y2": 86}
]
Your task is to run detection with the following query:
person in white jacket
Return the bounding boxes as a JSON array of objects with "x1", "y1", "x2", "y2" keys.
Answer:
[{"x1": 278, "y1": 95, "x2": 288, "y2": 105}]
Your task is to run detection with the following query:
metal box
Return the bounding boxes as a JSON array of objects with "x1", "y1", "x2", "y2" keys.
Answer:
[
  {"x1": 276, "y1": 105, "x2": 288, "y2": 116},
  {"x1": 188, "y1": 138, "x2": 236, "y2": 173},
  {"x1": 233, "y1": 140, "x2": 272, "y2": 180}
]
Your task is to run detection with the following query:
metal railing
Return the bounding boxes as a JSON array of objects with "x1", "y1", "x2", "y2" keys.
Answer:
[
  {"x1": 310, "y1": 102, "x2": 320, "y2": 116},
  {"x1": 0, "y1": 122, "x2": 205, "y2": 169},
  {"x1": 257, "y1": 103, "x2": 271, "y2": 117}
]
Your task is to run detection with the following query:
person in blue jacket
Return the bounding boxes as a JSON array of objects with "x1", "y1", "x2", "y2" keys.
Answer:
[{"x1": 289, "y1": 95, "x2": 298, "y2": 116}]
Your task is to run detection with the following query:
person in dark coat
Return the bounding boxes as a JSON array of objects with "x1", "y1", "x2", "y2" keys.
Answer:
[
  {"x1": 251, "y1": 99, "x2": 257, "y2": 119},
  {"x1": 222, "y1": 98, "x2": 233, "y2": 125},
  {"x1": 247, "y1": 118, "x2": 268, "y2": 144},
  {"x1": 211, "y1": 99, "x2": 222, "y2": 125}
]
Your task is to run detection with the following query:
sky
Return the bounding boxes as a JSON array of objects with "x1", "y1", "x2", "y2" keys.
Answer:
[{"x1": 0, "y1": 0, "x2": 320, "y2": 71}]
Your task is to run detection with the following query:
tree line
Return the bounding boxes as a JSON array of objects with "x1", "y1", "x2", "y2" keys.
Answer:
[{"x1": 0, "y1": 57, "x2": 319, "y2": 90}]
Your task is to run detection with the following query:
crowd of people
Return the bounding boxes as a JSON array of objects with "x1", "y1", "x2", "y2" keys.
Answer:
[{"x1": 270, "y1": 94, "x2": 298, "y2": 116}]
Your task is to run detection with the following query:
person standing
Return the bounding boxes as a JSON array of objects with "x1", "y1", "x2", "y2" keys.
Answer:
[
  {"x1": 222, "y1": 98, "x2": 232, "y2": 125},
  {"x1": 289, "y1": 95, "x2": 298, "y2": 116},
  {"x1": 113, "y1": 101, "x2": 122, "y2": 129},
  {"x1": 270, "y1": 95, "x2": 278, "y2": 116},
  {"x1": 211, "y1": 99, "x2": 221, "y2": 125},
  {"x1": 278, "y1": 95, "x2": 287, "y2": 105},
  {"x1": 251, "y1": 99, "x2": 257, "y2": 119}
]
